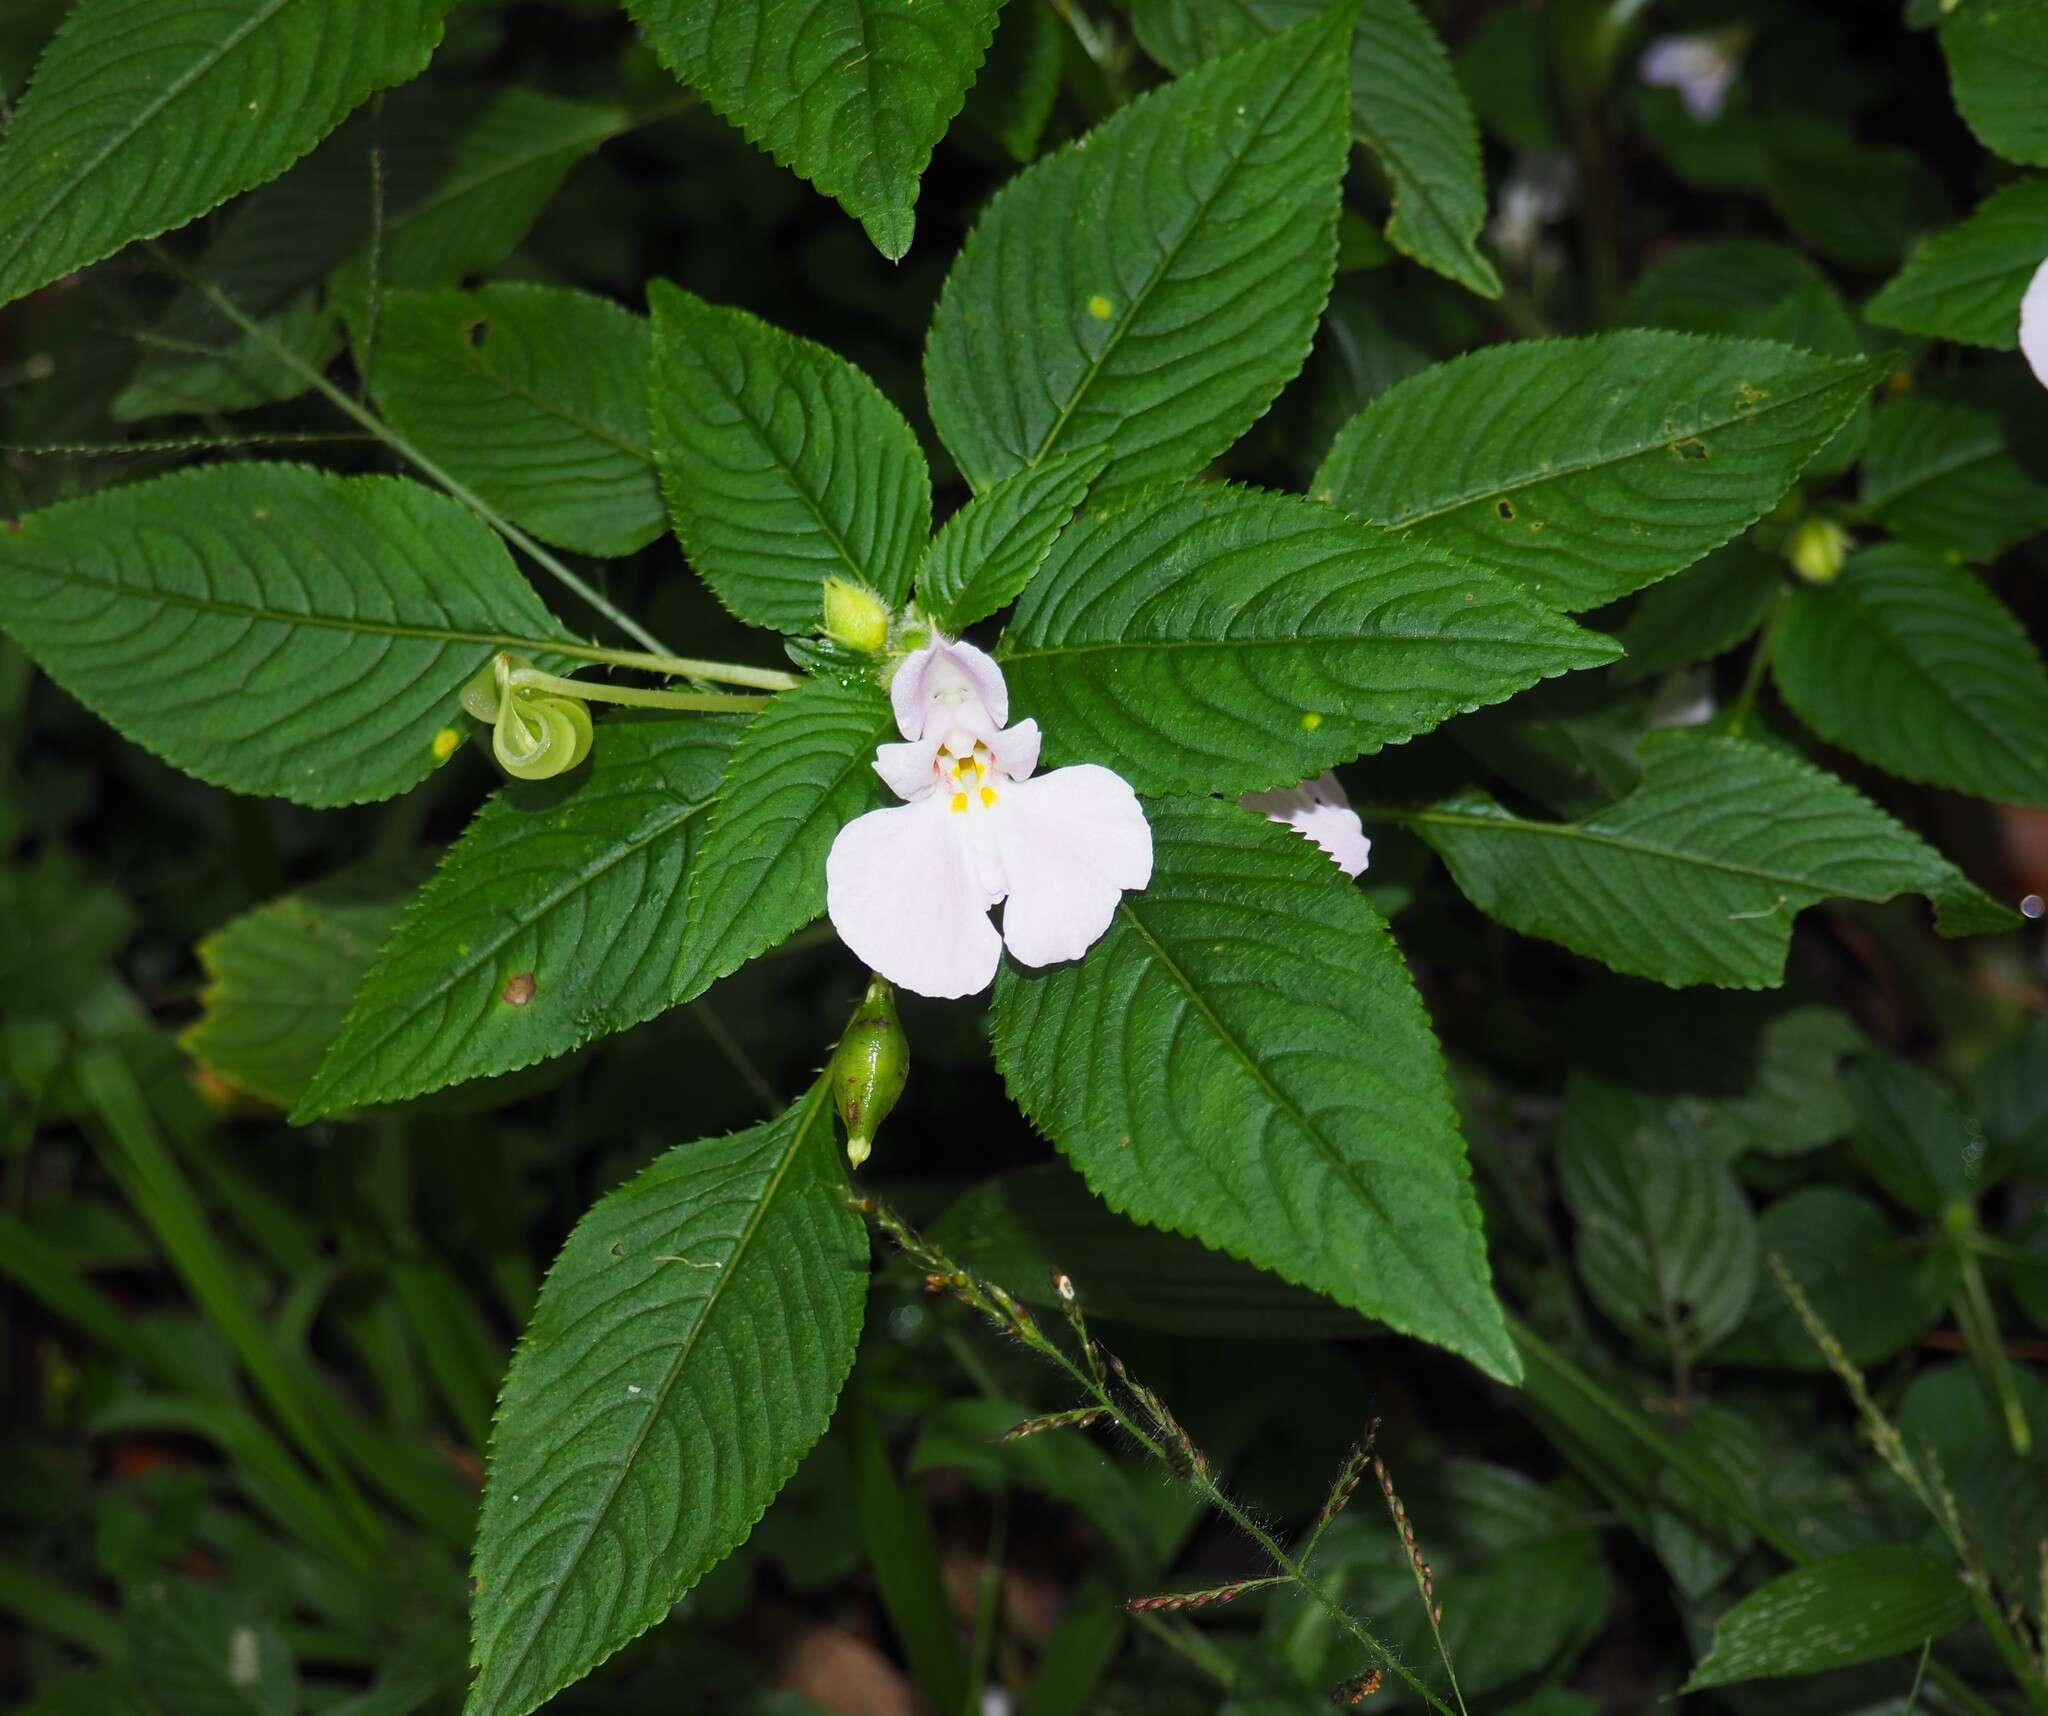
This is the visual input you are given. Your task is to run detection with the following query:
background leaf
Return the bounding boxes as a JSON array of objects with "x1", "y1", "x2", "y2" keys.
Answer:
[
  {"x1": 669, "y1": 675, "x2": 894, "y2": 1008},
  {"x1": 129, "y1": 1578, "x2": 296, "y2": 1716},
  {"x1": 626, "y1": 0, "x2": 1000, "y2": 258},
  {"x1": 1130, "y1": 0, "x2": 1499, "y2": 297},
  {"x1": 117, "y1": 88, "x2": 629, "y2": 422},
  {"x1": 992, "y1": 796, "x2": 1520, "y2": 1384},
  {"x1": 1858, "y1": 395, "x2": 2048, "y2": 565},
  {"x1": 0, "y1": 464, "x2": 572, "y2": 807},
  {"x1": 1400, "y1": 731, "x2": 2015, "y2": 989},
  {"x1": 1312, "y1": 333, "x2": 1881, "y2": 611},
  {"x1": 1772, "y1": 545, "x2": 2048, "y2": 808},
  {"x1": 0, "y1": 0, "x2": 454, "y2": 312},
  {"x1": 1942, "y1": 0, "x2": 2048, "y2": 168},
  {"x1": 996, "y1": 483, "x2": 1617, "y2": 796},
  {"x1": 1556, "y1": 1077, "x2": 1759, "y2": 1362},
  {"x1": 295, "y1": 716, "x2": 741, "y2": 1121},
  {"x1": 183, "y1": 862, "x2": 425, "y2": 1110},
  {"x1": 1847, "y1": 1053, "x2": 1981, "y2": 1216},
  {"x1": 1867, "y1": 176, "x2": 2048, "y2": 349},
  {"x1": 924, "y1": 6, "x2": 1350, "y2": 498},
  {"x1": 465, "y1": 1084, "x2": 867, "y2": 1716},
  {"x1": 1685, "y1": 1547, "x2": 1970, "y2": 1689},
  {"x1": 916, "y1": 447, "x2": 1108, "y2": 633},
  {"x1": 650, "y1": 284, "x2": 931, "y2": 631},
  {"x1": 373, "y1": 285, "x2": 663, "y2": 558}
]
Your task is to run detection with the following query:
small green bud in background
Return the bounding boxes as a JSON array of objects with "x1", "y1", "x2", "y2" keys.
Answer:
[
  {"x1": 821, "y1": 577, "x2": 891, "y2": 654},
  {"x1": 831, "y1": 974, "x2": 908, "y2": 1168},
  {"x1": 1785, "y1": 517, "x2": 1852, "y2": 585}
]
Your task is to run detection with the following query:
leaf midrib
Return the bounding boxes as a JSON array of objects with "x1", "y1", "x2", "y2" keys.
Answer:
[
  {"x1": 1114, "y1": 885, "x2": 1503, "y2": 1360},
  {"x1": 1364, "y1": 361, "x2": 1871, "y2": 528},
  {"x1": 304, "y1": 788, "x2": 715, "y2": 1114},
  {"x1": 1797, "y1": 579, "x2": 2048, "y2": 790},
  {"x1": 0, "y1": 557, "x2": 563, "y2": 652},
  {"x1": 1001, "y1": 625, "x2": 1607, "y2": 662},
  {"x1": 419, "y1": 340, "x2": 654, "y2": 464},
  {"x1": 472, "y1": 1080, "x2": 833, "y2": 1716},
  {"x1": 0, "y1": 0, "x2": 301, "y2": 282},
  {"x1": 1386, "y1": 800, "x2": 1917, "y2": 902},
  {"x1": 1023, "y1": 17, "x2": 1330, "y2": 469}
]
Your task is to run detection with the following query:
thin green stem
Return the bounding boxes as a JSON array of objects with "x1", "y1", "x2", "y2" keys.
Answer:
[
  {"x1": 1955, "y1": 1240, "x2": 2033, "y2": 1456},
  {"x1": 542, "y1": 642, "x2": 799, "y2": 692},
  {"x1": 506, "y1": 665, "x2": 768, "y2": 714},
  {"x1": 963, "y1": 1501, "x2": 1009, "y2": 1716},
  {"x1": 161, "y1": 252, "x2": 674, "y2": 658},
  {"x1": 1729, "y1": 588, "x2": 1787, "y2": 738},
  {"x1": 1967, "y1": 1579, "x2": 2048, "y2": 1715}
]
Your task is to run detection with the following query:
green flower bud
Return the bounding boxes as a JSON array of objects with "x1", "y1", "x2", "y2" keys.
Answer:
[
  {"x1": 1785, "y1": 517, "x2": 1852, "y2": 585},
  {"x1": 821, "y1": 577, "x2": 891, "y2": 655},
  {"x1": 830, "y1": 974, "x2": 909, "y2": 1168}
]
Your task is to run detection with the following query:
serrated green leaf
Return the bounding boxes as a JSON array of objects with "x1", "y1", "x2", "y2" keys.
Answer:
[
  {"x1": 650, "y1": 284, "x2": 931, "y2": 631},
  {"x1": 465, "y1": 1084, "x2": 867, "y2": 1716},
  {"x1": 992, "y1": 796, "x2": 1520, "y2": 1384},
  {"x1": 996, "y1": 484, "x2": 1617, "y2": 797},
  {"x1": 1943, "y1": 0, "x2": 2048, "y2": 168},
  {"x1": 627, "y1": 0, "x2": 998, "y2": 257},
  {"x1": 1773, "y1": 546, "x2": 2048, "y2": 808},
  {"x1": 1132, "y1": 0, "x2": 1498, "y2": 296},
  {"x1": 1868, "y1": 177, "x2": 2048, "y2": 349},
  {"x1": 1848, "y1": 1053, "x2": 1980, "y2": 1215},
  {"x1": 1399, "y1": 730, "x2": 2016, "y2": 990},
  {"x1": 670, "y1": 675, "x2": 894, "y2": 1007},
  {"x1": 1860, "y1": 395, "x2": 2048, "y2": 565},
  {"x1": 183, "y1": 862, "x2": 424, "y2": 1110},
  {"x1": 1556, "y1": 1077, "x2": 1758, "y2": 1362},
  {"x1": 294, "y1": 716, "x2": 740, "y2": 1122},
  {"x1": 916, "y1": 448, "x2": 1109, "y2": 633},
  {"x1": 1684, "y1": 1547, "x2": 1969, "y2": 1690},
  {"x1": 0, "y1": 0, "x2": 455, "y2": 313},
  {"x1": 0, "y1": 464, "x2": 573, "y2": 807},
  {"x1": 117, "y1": 88, "x2": 629, "y2": 421},
  {"x1": 925, "y1": 6, "x2": 1350, "y2": 497},
  {"x1": 129, "y1": 1578, "x2": 296, "y2": 1716},
  {"x1": 1721, "y1": 1187, "x2": 1948, "y2": 1369},
  {"x1": 373, "y1": 286, "x2": 663, "y2": 558},
  {"x1": 1313, "y1": 332, "x2": 1883, "y2": 611}
]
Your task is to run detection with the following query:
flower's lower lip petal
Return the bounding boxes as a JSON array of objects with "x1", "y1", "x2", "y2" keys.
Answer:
[
  {"x1": 827, "y1": 800, "x2": 1003, "y2": 998},
  {"x1": 993, "y1": 764, "x2": 1152, "y2": 969}
]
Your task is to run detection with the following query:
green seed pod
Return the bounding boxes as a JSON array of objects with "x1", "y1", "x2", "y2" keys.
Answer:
[
  {"x1": 831, "y1": 974, "x2": 909, "y2": 1168},
  {"x1": 491, "y1": 687, "x2": 593, "y2": 780}
]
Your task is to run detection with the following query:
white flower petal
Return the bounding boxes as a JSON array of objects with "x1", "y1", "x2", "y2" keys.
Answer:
[
  {"x1": 1639, "y1": 35, "x2": 1736, "y2": 122},
  {"x1": 994, "y1": 765, "x2": 1153, "y2": 969},
  {"x1": 1242, "y1": 770, "x2": 1370, "y2": 877},
  {"x1": 827, "y1": 798, "x2": 1003, "y2": 998},
  {"x1": 874, "y1": 734, "x2": 943, "y2": 801},
  {"x1": 995, "y1": 717, "x2": 1042, "y2": 782},
  {"x1": 890, "y1": 636, "x2": 1009, "y2": 739},
  {"x1": 2023, "y1": 256, "x2": 2048, "y2": 389}
]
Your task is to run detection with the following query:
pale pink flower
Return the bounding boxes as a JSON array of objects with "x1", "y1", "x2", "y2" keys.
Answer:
[
  {"x1": 1241, "y1": 771, "x2": 1371, "y2": 878},
  {"x1": 827, "y1": 637, "x2": 1152, "y2": 999},
  {"x1": 2023, "y1": 256, "x2": 2048, "y2": 389},
  {"x1": 1639, "y1": 32, "x2": 1743, "y2": 123}
]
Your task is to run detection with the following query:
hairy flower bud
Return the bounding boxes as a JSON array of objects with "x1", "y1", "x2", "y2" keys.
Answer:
[
  {"x1": 830, "y1": 974, "x2": 909, "y2": 1168},
  {"x1": 1785, "y1": 516, "x2": 1852, "y2": 585},
  {"x1": 821, "y1": 576, "x2": 891, "y2": 654}
]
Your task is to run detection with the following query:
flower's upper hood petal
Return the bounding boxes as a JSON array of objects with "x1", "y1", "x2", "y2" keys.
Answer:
[{"x1": 891, "y1": 636, "x2": 1009, "y2": 739}]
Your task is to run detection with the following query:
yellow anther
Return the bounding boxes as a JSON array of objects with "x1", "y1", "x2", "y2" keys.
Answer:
[
  {"x1": 950, "y1": 792, "x2": 969, "y2": 814},
  {"x1": 980, "y1": 786, "x2": 998, "y2": 807}
]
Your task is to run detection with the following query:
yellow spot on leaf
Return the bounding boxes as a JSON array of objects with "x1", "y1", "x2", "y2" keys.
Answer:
[
  {"x1": 1087, "y1": 294, "x2": 1114, "y2": 321},
  {"x1": 1301, "y1": 711, "x2": 1323, "y2": 731},
  {"x1": 432, "y1": 727, "x2": 461, "y2": 760}
]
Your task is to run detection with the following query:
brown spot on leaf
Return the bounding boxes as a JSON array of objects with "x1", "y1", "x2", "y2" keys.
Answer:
[{"x1": 501, "y1": 971, "x2": 537, "y2": 1006}]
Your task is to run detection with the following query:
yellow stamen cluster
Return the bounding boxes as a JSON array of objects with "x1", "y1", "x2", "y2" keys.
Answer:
[{"x1": 943, "y1": 740, "x2": 997, "y2": 813}]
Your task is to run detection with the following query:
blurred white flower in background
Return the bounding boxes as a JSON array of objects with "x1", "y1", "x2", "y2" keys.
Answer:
[
  {"x1": 2023, "y1": 256, "x2": 2048, "y2": 388},
  {"x1": 1639, "y1": 30, "x2": 1746, "y2": 123},
  {"x1": 1241, "y1": 771, "x2": 1372, "y2": 877}
]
